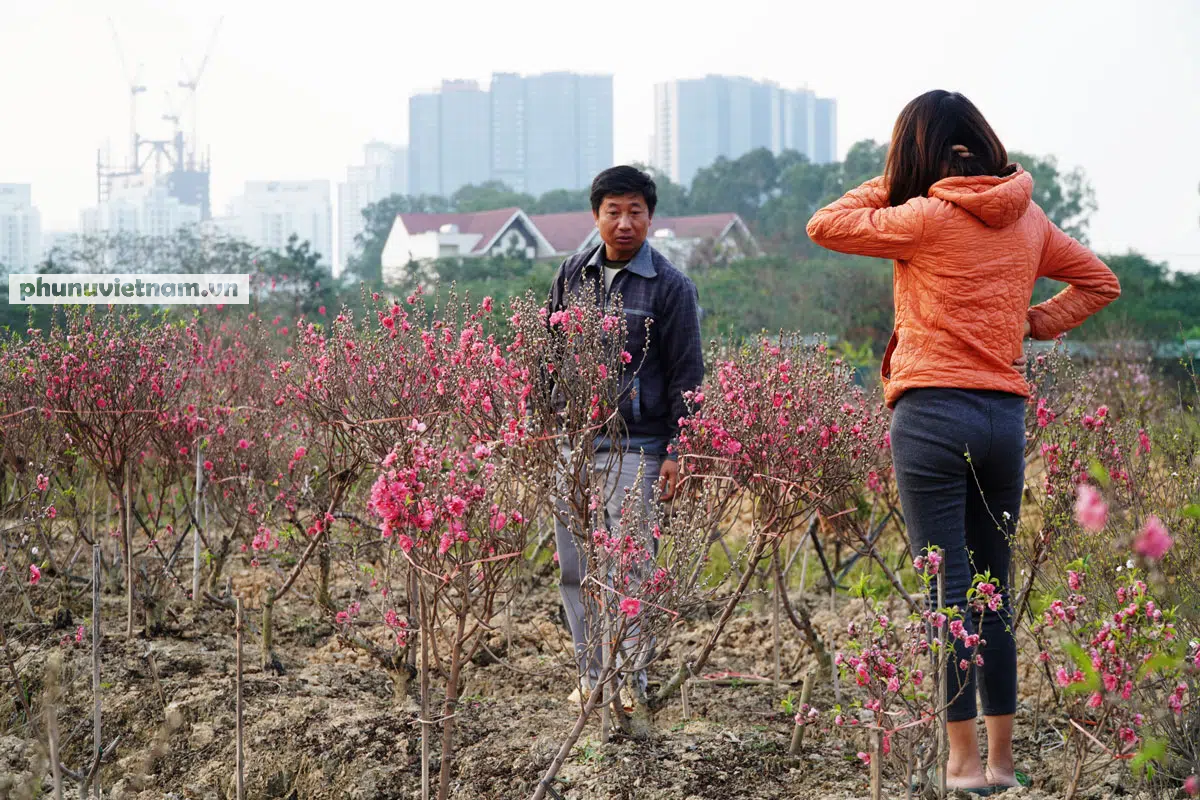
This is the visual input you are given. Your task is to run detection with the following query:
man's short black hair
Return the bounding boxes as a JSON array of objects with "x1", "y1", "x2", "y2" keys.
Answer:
[{"x1": 590, "y1": 166, "x2": 657, "y2": 216}]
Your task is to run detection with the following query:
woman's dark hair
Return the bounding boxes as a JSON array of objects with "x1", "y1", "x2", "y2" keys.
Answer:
[
  {"x1": 590, "y1": 166, "x2": 657, "y2": 216},
  {"x1": 885, "y1": 90, "x2": 1012, "y2": 207}
]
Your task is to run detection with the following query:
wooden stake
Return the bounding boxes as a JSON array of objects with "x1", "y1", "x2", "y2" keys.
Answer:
[
  {"x1": 92, "y1": 543, "x2": 102, "y2": 800},
  {"x1": 788, "y1": 668, "x2": 816, "y2": 755},
  {"x1": 123, "y1": 463, "x2": 134, "y2": 639},
  {"x1": 46, "y1": 653, "x2": 64, "y2": 800},
  {"x1": 600, "y1": 679, "x2": 612, "y2": 744},
  {"x1": 192, "y1": 446, "x2": 202, "y2": 609},
  {"x1": 869, "y1": 728, "x2": 883, "y2": 800},
  {"x1": 420, "y1": 586, "x2": 431, "y2": 800},
  {"x1": 235, "y1": 597, "x2": 244, "y2": 800},
  {"x1": 773, "y1": 551, "x2": 782, "y2": 692},
  {"x1": 798, "y1": 543, "x2": 810, "y2": 594},
  {"x1": 679, "y1": 653, "x2": 691, "y2": 720}
]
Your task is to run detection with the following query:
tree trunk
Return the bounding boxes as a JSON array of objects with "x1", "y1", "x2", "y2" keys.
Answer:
[
  {"x1": 650, "y1": 531, "x2": 769, "y2": 711},
  {"x1": 317, "y1": 544, "x2": 333, "y2": 611},
  {"x1": 121, "y1": 466, "x2": 134, "y2": 638},
  {"x1": 437, "y1": 610, "x2": 468, "y2": 800},
  {"x1": 260, "y1": 588, "x2": 275, "y2": 672}
]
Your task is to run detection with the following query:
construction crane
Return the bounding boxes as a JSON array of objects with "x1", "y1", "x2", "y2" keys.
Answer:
[
  {"x1": 178, "y1": 17, "x2": 223, "y2": 166},
  {"x1": 162, "y1": 89, "x2": 182, "y2": 136},
  {"x1": 107, "y1": 17, "x2": 145, "y2": 170},
  {"x1": 97, "y1": 15, "x2": 217, "y2": 219}
]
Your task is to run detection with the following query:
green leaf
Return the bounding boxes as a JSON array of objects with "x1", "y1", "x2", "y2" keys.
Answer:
[
  {"x1": 1129, "y1": 737, "x2": 1167, "y2": 777},
  {"x1": 1137, "y1": 652, "x2": 1181, "y2": 681},
  {"x1": 1087, "y1": 459, "x2": 1111, "y2": 488},
  {"x1": 1062, "y1": 642, "x2": 1100, "y2": 694},
  {"x1": 1028, "y1": 591, "x2": 1052, "y2": 620},
  {"x1": 1183, "y1": 504, "x2": 1200, "y2": 520}
]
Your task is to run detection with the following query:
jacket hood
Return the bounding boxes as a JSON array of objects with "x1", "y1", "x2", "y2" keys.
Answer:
[{"x1": 928, "y1": 166, "x2": 1033, "y2": 229}]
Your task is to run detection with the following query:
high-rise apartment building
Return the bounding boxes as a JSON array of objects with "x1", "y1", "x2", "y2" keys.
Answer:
[
  {"x1": 813, "y1": 97, "x2": 838, "y2": 166},
  {"x1": 0, "y1": 184, "x2": 42, "y2": 271},
  {"x1": 490, "y1": 73, "x2": 527, "y2": 192},
  {"x1": 521, "y1": 72, "x2": 614, "y2": 195},
  {"x1": 779, "y1": 88, "x2": 816, "y2": 161},
  {"x1": 652, "y1": 76, "x2": 838, "y2": 186},
  {"x1": 228, "y1": 180, "x2": 333, "y2": 268},
  {"x1": 440, "y1": 81, "x2": 492, "y2": 196},
  {"x1": 408, "y1": 72, "x2": 613, "y2": 198},
  {"x1": 408, "y1": 91, "x2": 442, "y2": 198},
  {"x1": 407, "y1": 80, "x2": 490, "y2": 198},
  {"x1": 337, "y1": 142, "x2": 407, "y2": 274},
  {"x1": 80, "y1": 174, "x2": 201, "y2": 239}
]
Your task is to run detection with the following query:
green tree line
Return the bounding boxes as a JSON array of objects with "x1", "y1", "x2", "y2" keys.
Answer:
[
  {"x1": 347, "y1": 140, "x2": 1098, "y2": 283},
  {"x1": 2, "y1": 141, "x2": 1195, "y2": 351}
]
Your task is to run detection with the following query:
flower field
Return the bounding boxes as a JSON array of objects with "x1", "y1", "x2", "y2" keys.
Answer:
[{"x1": 0, "y1": 294, "x2": 1197, "y2": 800}]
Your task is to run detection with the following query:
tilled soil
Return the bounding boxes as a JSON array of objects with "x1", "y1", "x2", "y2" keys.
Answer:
[{"x1": 0, "y1": 568, "x2": 1144, "y2": 800}]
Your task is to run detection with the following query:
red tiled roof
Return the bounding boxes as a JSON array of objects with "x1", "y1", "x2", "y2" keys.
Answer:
[
  {"x1": 528, "y1": 211, "x2": 597, "y2": 254},
  {"x1": 397, "y1": 207, "x2": 520, "y2": 254},
  {"x1": 651, "y1": 213, "x2": 738, "y2": 240},
  {"x1": 530, "y1": 211, "x2": 744, "y2": 254}
]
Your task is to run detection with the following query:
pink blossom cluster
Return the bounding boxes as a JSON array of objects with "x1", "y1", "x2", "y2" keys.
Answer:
[
  {"x1": 384, "y1": 608, "x2": 411, "y2": 647},
  {"x1": 368, "y1": 438, "x2": 526, "y2": 559},
  {"x1": 251, "y1": 525, "x2": 279, "y2": 552},
  {"x1": 1037, "y1": 570, "x2": 1187, "y2": 752},
  {"x1": 675, "y1": 340, "x2": 889, "y2": 491},
  {"x1": 835, "y1": 569, "x2": 1004, "y2": 775},
  {"x1": 335, "y1": 601, "x2": 361, "y2": 627}
]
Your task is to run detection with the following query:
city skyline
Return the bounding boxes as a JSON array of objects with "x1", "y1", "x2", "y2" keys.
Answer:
[
  {"x1": 338, "y1": 142, "x2": 407, "y2": 271},
  {"x1": 13, "y1": 67, "x2": 836, "y2": 274},
  {"x1": 409, "y1": 72, "x2": 614, "y2": 199},
  {"x1": 0, "y1": 0, "x2": 1197, "y2": 273},
  {"x1": 652, "y1": 75, "x2": 837, "y2": 187}
]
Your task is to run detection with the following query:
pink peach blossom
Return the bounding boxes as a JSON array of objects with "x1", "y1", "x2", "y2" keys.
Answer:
[
  {"x1": 1074, "y1": 484, "x2": 1108, "y2": 531},
  {"x1": 1133, "y1": 516, "x2": 1172, "y2": 560}
]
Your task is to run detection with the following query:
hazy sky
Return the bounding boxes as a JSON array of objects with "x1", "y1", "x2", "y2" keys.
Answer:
[{"x1": 2, "y1": 0, "x2": 1198, "y2": 271}]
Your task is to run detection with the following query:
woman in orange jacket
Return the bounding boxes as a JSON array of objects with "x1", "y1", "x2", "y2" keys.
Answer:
[{"x1": 807, "y1": 90, "x2": 1119, "y2": 793}]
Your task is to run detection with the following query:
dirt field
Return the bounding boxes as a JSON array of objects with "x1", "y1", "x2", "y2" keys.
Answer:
[{"x1": 0, "y1": 565, "x2": 1142, "y2": 800}]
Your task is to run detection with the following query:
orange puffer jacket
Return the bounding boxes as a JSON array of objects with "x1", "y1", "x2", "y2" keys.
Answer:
[{"x1": 806, "y1": 168, "x2": 1120, "y2": 408}]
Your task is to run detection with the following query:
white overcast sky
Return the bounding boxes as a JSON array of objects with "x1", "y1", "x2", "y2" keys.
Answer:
[{"x1": 2, "y1": 0, "x2": 1198, "y2": 271}]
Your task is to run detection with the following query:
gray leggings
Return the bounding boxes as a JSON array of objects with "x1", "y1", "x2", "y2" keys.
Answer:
[{"x1": 890, "y1": 388, "x2": 1025, "y2": 722}]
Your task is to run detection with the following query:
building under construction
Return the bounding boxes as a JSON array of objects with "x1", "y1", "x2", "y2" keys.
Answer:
[
  {"x1": 96, "y1": 18, "x2": 220, "y2": 221},
  {"x1": 97, "y1": 133, "x2": 212, "y2": 220}
]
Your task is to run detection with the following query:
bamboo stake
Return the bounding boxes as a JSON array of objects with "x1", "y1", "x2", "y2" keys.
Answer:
[
  {"x1": 679, "y1": 652, "x2": 691, "y2": 720},
  {"x1": 46, "y1": 653, "x2": 64, "y2": 800},
  {"x1": 420, "y1": 587, "x2": 431, "y2": 800},
  {"x1": 92, "y1": 544, "x2": 102, "y2": 800},
  {"x1": 773, "y1": 550, "x2": 782, "y2": 692},
  {"x1": 235, "y1": 597, "x2": 245, "y2": 800},
  {"x1": 123, "y1": 463, "x2": 134, "y2": 638},
  {"x1": 798, "y1": 543, "x2": 810, "y2": 594},
  {"x1": 600, "y1": 616, "x2": 612, "y2": 745},
  {"x1": 869, "y1": 728, "x2": 883, "y2": 800},
  {"x1": 192, "y1": 446, "x2": 202, "y2": 609},
  {"x1": 788, "y1": 668, "x2": 816, "y2": 755}
]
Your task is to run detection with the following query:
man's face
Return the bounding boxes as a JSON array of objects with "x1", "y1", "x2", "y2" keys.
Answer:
[{"x1": 594, "y1": 193, "x2": 651, "y2": 259}]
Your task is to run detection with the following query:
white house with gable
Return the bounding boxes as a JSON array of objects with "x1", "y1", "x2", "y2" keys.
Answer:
[{"x1": 380, "y1": 207, "x2": 556, "y2": 284}]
